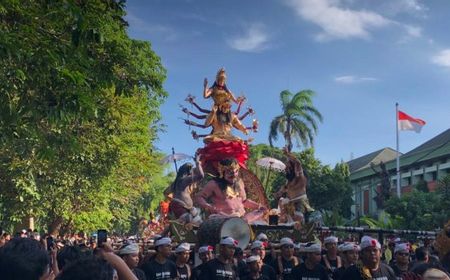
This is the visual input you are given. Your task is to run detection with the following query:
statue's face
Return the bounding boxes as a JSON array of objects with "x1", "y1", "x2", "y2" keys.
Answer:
[
  {"x1": 217, "y1": 75, "x2": 226, "y2": 86},
  {"x1": 223, "y1": 166, "x2": 239, "y2": 183}
]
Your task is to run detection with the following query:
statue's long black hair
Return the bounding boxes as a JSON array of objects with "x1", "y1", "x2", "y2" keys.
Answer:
[{"x1": 173, "y1": 163, "x2": 193, "y2": 188}]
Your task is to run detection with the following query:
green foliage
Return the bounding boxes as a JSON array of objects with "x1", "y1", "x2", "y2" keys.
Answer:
[
  {"x1": 268, "y1": 90, "x2": 323, "y2": 152},
  {"x1": 248, "y1": 144, "x2": 353, "y2": 218},
  {"x1": 434, "y1": 174, "x2": 450, "y2": 226},
  {"x1": 415, "y1": 179, "x2": 429, "y2": 193},
  {"x1": 384, "y1": 190, "x2": 442, "y2": 230},
  {"x1": 383, "y1": 174, "x2": 450, "y2": 230},
  {"x1": 322, "y1": 210, "x2": 347, "y2": 227},
  {"x1": 0, "y1": 0, "x2": 168, "y2": 233},
  {"x1": 356, "y1": 211, "x2": 399, "y2": 229}
]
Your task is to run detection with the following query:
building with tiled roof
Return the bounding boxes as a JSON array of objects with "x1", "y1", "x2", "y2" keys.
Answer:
[{"x1": 349, "y1": 128, "x2": 450, "y2": 217}]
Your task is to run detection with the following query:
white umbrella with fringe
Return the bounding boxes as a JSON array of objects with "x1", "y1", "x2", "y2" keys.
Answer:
[
  {"x1": 256, "y1": 157, "x2": 286, "y2": 191},
  {"x1": 161, "y1": 148, "x2": 192, "y2": 172}
]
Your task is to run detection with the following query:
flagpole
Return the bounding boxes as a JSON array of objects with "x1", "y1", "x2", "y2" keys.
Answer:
[{"x1": 395, "y1": 103, "x2": 401, "y2": 198}]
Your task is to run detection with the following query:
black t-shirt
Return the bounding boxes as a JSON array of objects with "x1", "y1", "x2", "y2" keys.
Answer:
[
  {"x1": 236, "y1": 259, "x2": 247, "y2": 278},
  {"x1": 342, "y1": 263, "x2": 397, "y2": 280},
  {"x1": 320, "y1": 256, "x2": 339, "y2": 273},
  {"x1": 274, "y1": 257, "x2": 298, "y2": 278},
  {"x1": 240, "y1": 273, "x2": 270, "y2": 280},
  {"x1": 192, "y1": 263, "x2": 207, "y2": 280},
  {"x1": 133, "y1": 268, "x2": 148, "y2": 280},
  {"x1": 264, "y1": 254, "x2": 275, "y2": 269},
  {"x1": 141, "y1": 258, "x2": 178, "y2": 280},
  {"x1": 333, "y1": 266, "x2": 346, "y2": 280},
  {"x1": 199, "y1": 258, "x2": 237, "y2": 280},
  {"x1": 390, "y1": 264, "x2": 407, "y2": 280},
  {"x1": 240, "y1": 263, "x2": 276, "y2": 280},
  {"x1": 177, "y1": 264, "x2": 191, "y2": 280},
  {"x1": 287, "y1": 263, "x2": 328, "y2": 280},
  {"x1": 261, "y1": 264, "x2": 277, "y2": 280}
]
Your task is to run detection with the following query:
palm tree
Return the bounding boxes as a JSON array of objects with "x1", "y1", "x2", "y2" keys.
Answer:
[{"x1": 269, "y1": 90, "x2": 323, "y2": 152}]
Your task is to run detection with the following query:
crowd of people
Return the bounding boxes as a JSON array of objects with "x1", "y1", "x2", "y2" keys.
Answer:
[{"x1": 1, "y1": 229, "x2": 450, "y2": 280}]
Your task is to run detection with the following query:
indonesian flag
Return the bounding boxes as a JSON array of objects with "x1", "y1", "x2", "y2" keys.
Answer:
[{"x1": 398, "y1": 110, "x2": 426, "y2": 133}]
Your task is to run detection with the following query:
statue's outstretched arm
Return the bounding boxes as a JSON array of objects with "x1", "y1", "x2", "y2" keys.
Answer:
[
  {"x1": 191, "y1": 131, "x2": 209, "y2": 139},
  {"x1": 182, "y1": 108, "x2": 207, "y2": 119},
  {"x1": 238, "y1": 107, "x2": 254, "y2": 120},
  {"x1": 192, "y1": 101, "x2": 210, "y2": 114},
  {"x1": 184, "y1": 119, "x2": 208, "y2": 128},
  {"x1": 203, "y1": 78, "x2": 212, "y2": 99},
  {"x1": 232, "y1": 115, "x2": 248, "y2": 135}
]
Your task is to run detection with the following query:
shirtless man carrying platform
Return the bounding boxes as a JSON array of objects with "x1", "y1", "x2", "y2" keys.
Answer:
[{"x1": 275, "y1": 148, "x2": 314, "y2": 219}]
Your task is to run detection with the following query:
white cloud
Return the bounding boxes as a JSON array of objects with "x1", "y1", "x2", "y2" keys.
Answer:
[
  {"x1": 227, "y1": 24, "x2": 270, "y2": 52},
  {"x1": 399, "y1": 0, "x2": 426, "y2": 12},
  {"x1": 334, "y1": 75, "x2": 378, "y2": 84},
  {"x1": 285, "y1": 0, "x2": 391, "y2": 41},
  {"x1": 384, "y1": 0, "x2": 427, "y2": 17},
  {"x1": 404, "y1": 25, "x2": 422, "y2": 38},
  {"x1": 395, "y1": 24, "x2": 422, "y2": 44},
  {"x1": 431, "y1": 49, "x2": 450, "y2": 68},
  {"x1": 126, "y1": 12, "x2": 178, "y2": 41}
]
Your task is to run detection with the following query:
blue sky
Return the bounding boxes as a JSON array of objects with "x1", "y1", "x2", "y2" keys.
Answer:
[{"x1": 125, "y1": 0, "x2": 450, "y2": 166}]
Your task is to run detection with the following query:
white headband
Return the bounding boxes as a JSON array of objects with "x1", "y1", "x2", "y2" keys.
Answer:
[
  {"x1": 251, "y1": 241, "x2": 265, "y2": 250},
  {"x1": 280, "y1": 237, "x2": 294, "y2": 247},
  {"x1": 199, "y1": 245, "x2": 214, "y2": 254},
  {"x1": 220, "y1": 237, "x2": 238, "y2": 246},
  {"x1": 246, "y1": 255, "x2": 261, "y2": 263},
  {"x1": 360, "y1": 236, "x2": 381, "y2": 250},
  {"x1": 175, "y1": 242, "x2": 191, "y2": 253},
  {"x1": 119, "y1": 243, "x2": 139, "y2": 255},
  {"x1": 338, "y1": 242, "x2": 360, "y2": 252},
  {"x1": 303, "y1": 242, "x2": 322, "y2": 253},
  {"x1": 256, "y1": 233, "x2": 268, "y2": 241},
  {"x1": 394, "y1": 243, "x2": 409, "y2": 254},
  {"x1": 155, "y1": 237, "x2": 171, "y2": 247},
  {"x1": 324, "y1": 236, "x2": 338, "y2": 245}
]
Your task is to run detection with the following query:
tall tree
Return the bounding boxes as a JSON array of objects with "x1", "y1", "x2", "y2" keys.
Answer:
[
  {"x1": 269, "y1": 90, "x2": 323, "y2": 152},
  {"x1": 0, "y1": 0, "x2": 167, "y2": 233}
]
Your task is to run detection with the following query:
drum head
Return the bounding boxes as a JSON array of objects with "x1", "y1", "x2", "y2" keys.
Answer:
[{"x1": 220, "y1": 217, "x2": 250, "y2": 250}]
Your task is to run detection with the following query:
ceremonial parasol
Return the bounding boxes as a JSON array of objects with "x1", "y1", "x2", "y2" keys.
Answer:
[
  {"x1": 256, "y1": 157, "x2": 286, "y2": 191},
  {"x1": 161, "y1": 148, "x2": 192, "y2": 172}
]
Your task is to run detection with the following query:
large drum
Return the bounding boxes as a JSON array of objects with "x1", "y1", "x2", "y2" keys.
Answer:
[{"x1": 197, "y1": 217, "x2": 250, "y2": 250}]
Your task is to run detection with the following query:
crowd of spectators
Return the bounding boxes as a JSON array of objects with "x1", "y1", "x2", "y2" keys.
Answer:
[{"x1": 0, "y1": 229, "x2": 449, "y2": 280}]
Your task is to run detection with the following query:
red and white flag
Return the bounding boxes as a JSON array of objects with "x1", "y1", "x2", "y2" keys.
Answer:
[{"x1": 398, "y1": 110, "x2": 426, "y2": 133}]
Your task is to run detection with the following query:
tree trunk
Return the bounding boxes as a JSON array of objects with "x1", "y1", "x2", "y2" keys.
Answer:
[
  {"x1": 48, "y1": 216, "x2": 64, "y2": 236},
  {"x1": 14, "y1": 215, "x2": 34, "y2": 233},
  {"x1": 285, "y1": 118, "x2": 293, "y2": 152}
]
